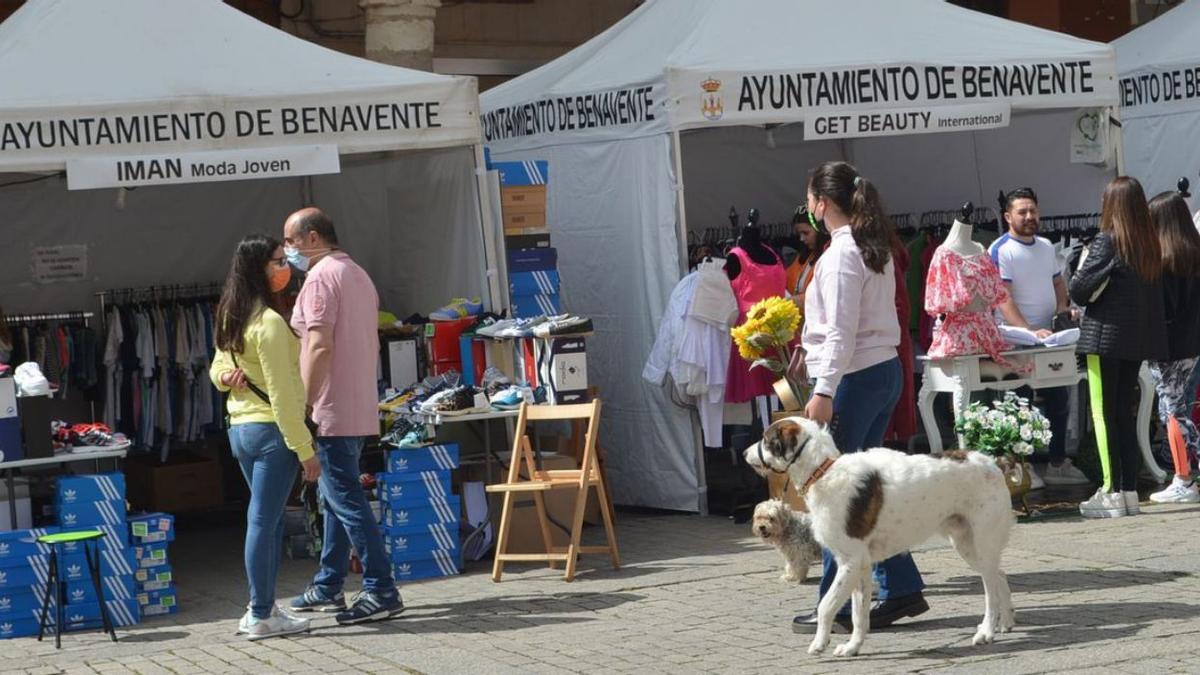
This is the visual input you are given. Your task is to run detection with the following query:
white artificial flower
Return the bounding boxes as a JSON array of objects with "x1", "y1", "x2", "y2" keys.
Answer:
[
  {"x1": 1020, "y1": 425, "x2": 1033, "y2": 441},
  {"x1": 1012, "y1": 442, "x2": 1033, "y2": 456}
]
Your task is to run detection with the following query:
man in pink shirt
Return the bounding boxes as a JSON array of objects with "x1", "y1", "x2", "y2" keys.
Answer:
[{"x1": 282, "y1": 208, "x2": 402, "y2": 624}]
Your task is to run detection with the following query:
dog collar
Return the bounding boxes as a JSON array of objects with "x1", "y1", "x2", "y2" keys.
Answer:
[
  {"x1": 758, "y1": 435, "x2": 811, "y2": 475},
  {"x1": 800, "y1": 458, "x2": 837, "y2": 495}
]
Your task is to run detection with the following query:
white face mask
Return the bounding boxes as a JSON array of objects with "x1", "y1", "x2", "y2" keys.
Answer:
[{"x1": 284, "y1": 245, "x2": 309, "y2": 272}]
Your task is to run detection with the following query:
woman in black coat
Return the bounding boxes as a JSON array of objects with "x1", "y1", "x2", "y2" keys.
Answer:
[
  {"x1": 1146, "y1": 191, "x2": 1200, "y2": 503},
  {"x1": 1070, "y1": 176, "x2": 1167, "y2": 519}
]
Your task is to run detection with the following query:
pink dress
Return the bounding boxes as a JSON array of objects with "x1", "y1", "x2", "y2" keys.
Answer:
[
  {"x1": 925, "y1": 248, "x2": 1025, "y2": 371},
  {"x1": 725, "y1": 246, "x2": 787, "y2": 403}
]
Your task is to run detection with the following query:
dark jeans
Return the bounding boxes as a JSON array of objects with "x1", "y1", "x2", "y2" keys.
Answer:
[
  {"x1": 1016, "y1": 385, "x2": 1070, "y2": 463},
  {"x1": 815, "y1": 358, "x2": 925, "y2": 612},
  {"x1": 311, "y1": 436, "x2": 397, "y2": 598},
  {"x1": 228, "y1": 423, "x2": 298, "y2": 620}
]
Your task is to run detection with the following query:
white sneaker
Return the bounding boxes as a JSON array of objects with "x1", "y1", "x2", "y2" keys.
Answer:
[
  {"x1": 1149, "y1": 477, "x2": 1200, "y2": 504},
  {"x1": 1041, "y1": 459, "x2": 1092, "y2": 486},
  {"x1": 1028, "y1": 464, "x2": 1046, "y2": 490},
  {"x1": 1079, "y1": 488, "x2": 1126, "y2": 518},
  {"x1": 244, "y1": 607, "x2": 311, "y2": 641},
  {"x1": 1122, "y1": 491, "x2": 1141, "y2": 515}
]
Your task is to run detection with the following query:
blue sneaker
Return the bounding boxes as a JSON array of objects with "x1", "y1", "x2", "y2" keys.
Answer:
[
  {"x1": 290, "y1": 585, "x2": 347, "y2": 613},
  {"x1": 430, "y1": 298, "x2": 483, "y2": 321},
  {"x1": 335, "y1": 590, "x2": 405, "y2": 625}
]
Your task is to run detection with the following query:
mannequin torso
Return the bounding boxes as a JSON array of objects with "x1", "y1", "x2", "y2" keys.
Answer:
[{"x1": 941, "y1": 219, "x2": 985, "y2": 258}]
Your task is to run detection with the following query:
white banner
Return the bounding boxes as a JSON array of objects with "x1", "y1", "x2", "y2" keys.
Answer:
[
  {"x1": 1118, "y1": 64, "x2": 1200, "y2": 119},
  {"x1": 481, "y1": 82, "x2": 669, "y2": 145},
  {"x1": 66, "y1": 145, "x2": 340, "y2": 190},
  {"x1": 803, "y1": 103, "x2": 1011, "y2": 140},
  {"x1": 670, "y1": 58, "x2": 1117, "y2": 130},
  {"x1": 31, "y1": 244, "x2": 87, "y2": 284}
]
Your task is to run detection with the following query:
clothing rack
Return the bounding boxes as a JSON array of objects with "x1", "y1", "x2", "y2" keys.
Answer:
[
  {"x1": 96, "y1": 282, "x2": 223, "y2": 328},
  {"x1": 5, "y1": 311, "x2": 95, "y2": 325}
]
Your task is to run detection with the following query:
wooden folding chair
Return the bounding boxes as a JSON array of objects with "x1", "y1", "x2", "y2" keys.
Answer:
[{"x1": 487, "y1": 400, "x2": 620, "y2": 582}]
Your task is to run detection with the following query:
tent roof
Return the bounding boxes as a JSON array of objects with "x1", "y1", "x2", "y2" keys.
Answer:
[
  {"x1": 1112, "y1": 0, "x2": 1200, "y2": 74},
  {"x1": 0, "y1": 0, "x2": 481, "y2": 171},
  {"x1": 482, "y1": 0, "x2": 1117, "y2": 148}
]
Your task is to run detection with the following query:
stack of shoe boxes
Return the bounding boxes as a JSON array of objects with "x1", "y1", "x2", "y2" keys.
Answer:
[
  {"x1": 376, "y1": 443, "x2": 462, "y2": 582},
  {"x1": 496, "y1": 160, "x2": 548, "y2": 238},
  {"x1": 54, "y1": 474, "x2": 140, "y2": 630},
  {"x1": 0, "y1": 527, "x2": 55, "y2": 638},
  {"x1": 508, "y1": 248, "x2": 561, "y2": 319},
  {"x1": 128, "y1": 513, "x2": 177, "y2": 618}
]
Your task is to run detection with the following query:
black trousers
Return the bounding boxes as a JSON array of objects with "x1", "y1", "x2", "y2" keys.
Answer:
[{"x1": 1087, "y1": 355, "x2": 1143, "y2": 492}]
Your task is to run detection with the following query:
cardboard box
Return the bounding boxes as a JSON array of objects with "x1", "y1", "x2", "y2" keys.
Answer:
[
  {"x1": 379, "y1": 496, "x2": 460, "y2": 529},
  {"x1": 512, "y1": 293, "x2": 562, "y2": 319},
  {"x1": 501, "y1": 185, "x2": 547, "y2": 210},
  {"x1": 59, "y1": 524, "x2": 127, "y2": 554},
  {"x1": 125, "y1": 452, "x2": 221, "y2": 513},
  {"x1": 535, "y1": 337, "x2": 589, "y2": 405},
  {"x1": 133, "y1": 543, "x2": 169, "y2": 569},
  {"x1": 128, "y1": 513, "x2": 175, "y2": 544},
  {"x1": 59, "y1": 574, "x2": 136, "y2": 604},
  {"x1": 0, "y1": 616, "x2": 41, "y2": 639},
  {"x1": 0, "y1": 588, "x2": 38, "y2": 615},
  {"x1": 502, "y1": 209, "x2": 548, "y2": 232},
  {"x1": 136, "y1": 587, "x2": 177, "y2": 616},
  {"x1": 56, "y1": 473, "x2": 126, "y2": 506},
  {"x1": 57, "y1": 499, "x2": 127, "y2": 528},
  {"x1": 376, "y1": 471, "x2": 453, "y2": 508},
  {"x1": 59, "y1": 548, "x2": 137, "y2": 580},
  {"x1": 505, "y1": 233, "x2": 552, "y2": 250},
  {"x1": 383, "y1": 525, "x2": 461, "y2": 563},
  {"x1": 386, "y1": 445, "x2": 460, "y2": 474},
  {"x1": 0, "y1": 563, "x2": 41, "y2": 589},
  {"x1": 507, "y1": 247, "x2": 558, "y2": 272},
  {"x1": 391, "y1": 549, "x2": 461, "y2": 582},
  {"x1": 495, "y1": 160, "x2": 548, "y2": 187},
  {"x1": 0, "y1": 528, "x2": 54, "y2": 563}
]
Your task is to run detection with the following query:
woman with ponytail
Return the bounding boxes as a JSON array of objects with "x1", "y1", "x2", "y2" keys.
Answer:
[{"x1": 792, "y1": 161, "x2": 928, "y2": 634}]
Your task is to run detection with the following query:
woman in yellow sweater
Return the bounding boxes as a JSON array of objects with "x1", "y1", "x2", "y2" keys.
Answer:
[{"x1": 210, "y1": 234, "x2": 321, "y2": 640}]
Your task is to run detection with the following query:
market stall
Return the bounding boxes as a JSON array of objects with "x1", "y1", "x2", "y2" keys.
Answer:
[{"x1": 481, "y1": 0, "x2": 1119, "y2": 513}]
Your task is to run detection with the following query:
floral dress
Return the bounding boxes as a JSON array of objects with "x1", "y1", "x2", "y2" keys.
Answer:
[{"x1": 925, "y1": 248, "x2": 1026, "y2": 371}]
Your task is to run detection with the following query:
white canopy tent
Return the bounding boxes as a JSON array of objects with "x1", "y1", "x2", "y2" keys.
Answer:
[
  {"x1": 0, "y1": 0, "x2": 501, "y2": 317},
  {"x1": 482, "y1": 0, "x2": 1118, "y2": 513},
  {"x1": 1112, "y1": 0, "x2": 1200, "y2": 197}
]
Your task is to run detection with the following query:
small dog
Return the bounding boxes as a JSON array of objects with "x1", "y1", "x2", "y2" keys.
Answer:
[
  {"x1": 745, "y1": 417, "x2": 1015, "y2": 657},
  {"x1": 752, "y1": 499, "x2": 822, "y2": 583}
]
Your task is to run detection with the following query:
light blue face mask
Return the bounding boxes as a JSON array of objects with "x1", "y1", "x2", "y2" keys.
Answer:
[{"x1": 284, "y1": 245, "x2": 310, "y2": 272}]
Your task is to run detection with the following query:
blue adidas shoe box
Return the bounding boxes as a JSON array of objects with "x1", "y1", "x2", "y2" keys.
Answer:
[
  {"x1": 57, "y1": 574, "x2": 136, "y2": 605},
  {"x1": 0, "y1": 598, "x2": 140, "y2": 639},
  {"x1": 137, "y1": 587, "x2": 178, "y2": 618},
  {"x1": 0, "y1": 528, "x2": 55, "y2": 564},
  {"x1": 59, "y1": 524, "x2": 128, "y2": 554},
  {"x1": 382, "y1": 522, "x2": 460, "y2": 562},
  {"x1": 57, "y1": 499, "x2": 128, "y2": 528},
  {"x1": 512, "y1": 293, "x2": 562, "y2": 320},
  {"x1": 494, "y1": 160, "x2": 548, "y2": 187},
  {"x1": 509, "y1": 270, "x2": 560, "y2": 296},
  {"x1": 0, "y1": 588, "x2": 39, "y2": 615},
  {"x1": 0, "y1": 617, "x2": 39, "y2": 638},
  {"x1": 54, "y1": 548, "x2": 137, "y2": 583},
  {"x1": 133, "y1": 543, "x2": 169, "y2": 569},
  {"x1": 0, "y1": 562, "x2": 42, "y2": 589},
  {"x1": 128, "y1": 513, "x2": 175, "y2": 544},
  {"x1": 391, "y1": 549, "x2": 462, "y2": 582},
  {"x1": 56, "y1": 473, "x2": 126, "y2": 506},
  {"x1": 386, "y1": 445, "x2": 460, "y2": 474},
  {"x1": 379, "y1": 496, "x2": 460, "y2": 529},
  {"x1": 507, "y1": 247, "x2": 557, "y2": 273},
  {"x1": 376, "y1": 471, "x2": 453, "y2": 507},
  {"x1": 135, "y1": 566, "x2": 173, "y2": 592}
]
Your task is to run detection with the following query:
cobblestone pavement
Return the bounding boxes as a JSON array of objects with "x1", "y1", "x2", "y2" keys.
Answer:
[{"x1": 4, "y1": 502, "x2": 1199, "y2": 674}]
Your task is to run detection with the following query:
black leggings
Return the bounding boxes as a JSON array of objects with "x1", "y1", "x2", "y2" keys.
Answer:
[{"x1": 1086, "y1": 355, "x2": 1143, "y2": 492}]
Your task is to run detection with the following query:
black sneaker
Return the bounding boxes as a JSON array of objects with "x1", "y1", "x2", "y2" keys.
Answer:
[
  {"x1": 289, "y1": 585, "x2": 347, "y2": 613},
  {"x1": 868, "y1": 592, "x2": 929, "y2": 628},
  {"x1": 335, "y1": 591, "x2": 405, "y2": 625},
  {"x1": 791, "y1": 610, "x2": 851, "y2": 634}
]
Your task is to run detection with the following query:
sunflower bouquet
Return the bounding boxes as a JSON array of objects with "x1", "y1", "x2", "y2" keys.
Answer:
[{"x1": 731, "y1": 296, "x2": 801, "y2": 378}]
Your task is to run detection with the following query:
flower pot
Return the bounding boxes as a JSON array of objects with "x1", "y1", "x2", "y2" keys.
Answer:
[
  {"x1": 773, "y1": 378, "x2": 804, "y2": 412},
  {"x1": 996, "y1": 456, "x2": 1032, "y2": 500}
]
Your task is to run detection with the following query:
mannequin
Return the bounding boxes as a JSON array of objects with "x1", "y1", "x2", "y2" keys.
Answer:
[
  {"x1": 725, "y1": 208, "x2": 777, "y2": 280},
  {"x1": 940, "y1": 203, "x2": 986, "y2": 258}
]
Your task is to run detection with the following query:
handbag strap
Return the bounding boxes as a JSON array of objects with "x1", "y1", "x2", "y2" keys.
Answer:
[{"x1": 230, "y1": 351, "x2": 272, "y2": 406}]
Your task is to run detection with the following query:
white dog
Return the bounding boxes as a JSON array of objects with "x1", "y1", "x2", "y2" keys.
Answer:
[
  {"x1": 744, "y1": 416, "x2": 1015, "y2": 657},
  {"x1": 752, "y1": 499, "x2": 822, "y2": 583}
]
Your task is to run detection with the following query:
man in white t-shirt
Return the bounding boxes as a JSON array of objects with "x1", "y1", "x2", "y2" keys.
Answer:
[{"x1": 989, "y1": 187, "x2": 1090, "y2": 487}]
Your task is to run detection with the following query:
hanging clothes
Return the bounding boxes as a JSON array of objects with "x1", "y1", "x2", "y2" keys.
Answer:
[
  {"x1": 885, "y1": 243, "x2": 918, "y2": 441},
  {"x1": 725, "y1": 246, "x2": 786, "y2": 403}
]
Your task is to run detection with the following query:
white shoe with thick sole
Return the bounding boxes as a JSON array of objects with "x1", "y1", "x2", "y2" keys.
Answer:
[
  {"x1": 1042, "y1": 459, "x2": 1092, "y2": 486},
  {"x1": 244, "y1": 608, "x2": 311, "y2": 641},
  {"x1": 1079, "y1": 489, "x2": 1125, "y2": 518},
  {"x1": 1149, "y1": 477, "x2": 1200, "y2": 504}
]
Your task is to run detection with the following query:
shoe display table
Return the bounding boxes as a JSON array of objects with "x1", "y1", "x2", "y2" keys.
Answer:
[
  {"x1": 0, "y1": 448, "x2": 127, "y2": 530},
  {"x1": 916, "y1": 346, "x2": 1163, "y2": 482}
]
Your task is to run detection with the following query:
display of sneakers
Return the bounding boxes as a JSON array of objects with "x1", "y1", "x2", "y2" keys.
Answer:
[
  {"x1": 490, "y1": 385, "x2": 533, "y2": 410},
  {"x1": 494, "y1": 316, "x2": 556, "y2": 338},
  {"x1": 532, "y1": 315, "x2": 593, "y2": 338},
  {"x1": 429, "y1": 298, "x2": 483, "y2": 321},
  {"x1": 1149, "y1": 476, "x2": 1200, "y2": 503},
  {"x1": 1079, "y1": 488, "x2": 1126, "y2": 518},
  {"x1": 244, "y1": 607, "x2": 311, "y2": 640},
  {"x1": 418, "y1": 386, "x2": 482, "y2": 416},
  {"x1": 335, "y1": 590, "x2": 405, "y2": 625},
  {"x1": 1040, "y1": 458, "x2": 1091, "y2": 486},
  {"x1": 289, "y1": 585, "x2": 347, "y2": 613},
  {"x1": 480, "y1": 367, "x2": 513, "y2": 397}
]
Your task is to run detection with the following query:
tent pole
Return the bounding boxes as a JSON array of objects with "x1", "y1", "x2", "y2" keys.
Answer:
[
  {"x1": 1110, "y1": 105, "x2": 1125, "y2": 176},
  {"x1": 472, "y1": 143, "x2": 505, "y2": 313},
  {"x1": 671, "y1": 128, "x2": 708, "y2": 516}
]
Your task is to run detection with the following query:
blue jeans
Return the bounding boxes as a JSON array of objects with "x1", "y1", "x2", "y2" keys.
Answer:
[
  {"x1": 229, "y1": 423, "x2": 299, "y2": 620},
  {"x1": 311, "y1": 436, "x2": 396, "y2": 598},
  {"x1": 815, "y1": 358, "x2": 925, "y2": 611}
]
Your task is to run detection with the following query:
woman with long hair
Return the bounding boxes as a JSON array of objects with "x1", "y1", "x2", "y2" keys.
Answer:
[
  {"x1": 792, "y1": 161, "x2": 928, "y2": 634},
  {"x1": 210, "y1": 234, "x2": 322, "y2": 639},
  {"x1": 1071, "y1": 177, "x2": 1168, "y2": 518},
  {"x1": 786, "y1": 205, "x2": 832, "y2": 311},
  {"x1": 1146, "y1": 191, "x2": 1200, "y2": 503}
]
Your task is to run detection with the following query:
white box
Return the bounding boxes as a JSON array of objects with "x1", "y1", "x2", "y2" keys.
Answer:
[
  {"x1": 535, "y1": 337, "x2": 589, "y2": 405},
  {"x1": 0, "y1": 377, "x2": 16, "y2": 419},
  {"x1": 0, "y1": 479, "x2": 33, "y2": 531}
]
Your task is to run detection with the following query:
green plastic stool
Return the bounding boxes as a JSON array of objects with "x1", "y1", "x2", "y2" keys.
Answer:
[{"x1": 34, "y1": 529, "x2": 119, "y2": 648}]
